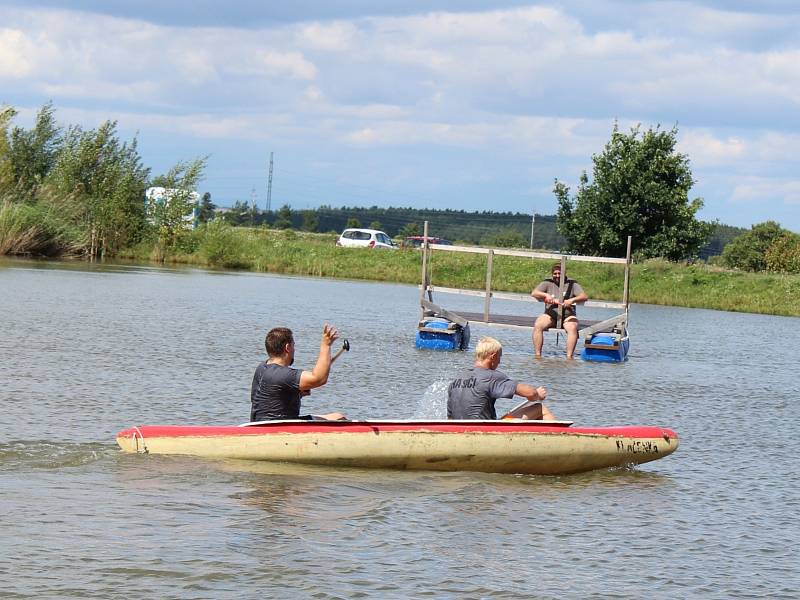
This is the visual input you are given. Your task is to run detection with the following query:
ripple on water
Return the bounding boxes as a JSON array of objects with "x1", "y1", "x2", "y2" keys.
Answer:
[{"x1": 0, "y1": 440, "x2": 118, "y2": 471}]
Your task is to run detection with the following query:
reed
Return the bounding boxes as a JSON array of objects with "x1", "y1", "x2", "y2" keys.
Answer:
[{"x1": 0, "y1": 200, "x2": 82, "y2": 256}]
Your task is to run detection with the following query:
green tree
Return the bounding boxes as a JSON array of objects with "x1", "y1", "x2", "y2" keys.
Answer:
[
  {"x1": 555, "y1": 124, "x2": 712, "y2": 260},
  {"x1": 765, "y1": 232, "x2": 800, "y2": 274},
  {"x1": 701, "y1": 223, "x2": 748, "y2": 259},
  {"x1": 6, "y1": 102, "x2": 62, "y2": 198},
  {"x1": 346, "y1": 217, "x2": 361, "y2": 229},
  {"x1": 197, "y1": 192, "x2": 216, "y2": 223},
  {"x1": 302, "y1": 210, "x2": 319, "y2": 232},
  {"x1": 274, "y1": 204, "x2": 293, "y2": 229},
  {"x1": 147, "y1": 158, "x2": 206, "y2": 249},
  {"x1": 369, "y1": 220, "x2": 382, "y2": 230},
  {"x1": 46, "y1": 120, "x2": 151, "y2": 257},
  {"x1": 221, "y1": 200, "x2": 250, "y2": 226},
  {"x1": 0, "y1": 105, "x2": 17, "y2": 191},
  {"x1": 398, "y1": 222, "x2": 420, "y2": 237},
  {"x1": 481, "y1": 227, "x2": 527, "y2": 248},
  {"x1": 721, "y1": 221, "x2": 786, "y2": 271},
  {"x1": 248, "y1": 201, "x2": 260, "y2": 226}
]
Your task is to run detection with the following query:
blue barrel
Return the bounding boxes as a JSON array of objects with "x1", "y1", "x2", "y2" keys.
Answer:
[
  {"x1": 415, "y1": 319, "x2": 470, "y2": 351},
  {"x1": 581, "y1": 333, "x2": 630, "y2": 362}
]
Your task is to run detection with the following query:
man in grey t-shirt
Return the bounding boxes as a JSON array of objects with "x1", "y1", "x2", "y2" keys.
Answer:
[
  {"x1": 448, "y1": 336, "x2": 555, "y2": 420},
  {"x1": 531, "y1": 263, "x2": 589, "y2": 359}
]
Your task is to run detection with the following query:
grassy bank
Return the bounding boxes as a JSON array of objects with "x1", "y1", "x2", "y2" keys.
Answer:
[{"x1": 114, "y1": 225, "x2": 800, "y2": 317}]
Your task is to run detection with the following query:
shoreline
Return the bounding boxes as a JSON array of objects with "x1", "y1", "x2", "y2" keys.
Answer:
[{"x1": 4, "y1": 237, "x2": 799, "y2": 318}]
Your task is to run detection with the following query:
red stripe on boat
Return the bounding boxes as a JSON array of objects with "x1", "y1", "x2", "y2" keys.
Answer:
[{"x1": 118, "y1": 422, "x2": 677, "y2": 440}]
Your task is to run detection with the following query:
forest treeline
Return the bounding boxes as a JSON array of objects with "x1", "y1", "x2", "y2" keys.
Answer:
[{"x1": 217, "y1": 202, "x2": 746, "y2": 259}]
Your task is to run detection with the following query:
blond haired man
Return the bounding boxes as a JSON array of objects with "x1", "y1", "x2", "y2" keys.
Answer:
[{"x1": 447, "y1": 336, "x2": 555, "y2": 420}]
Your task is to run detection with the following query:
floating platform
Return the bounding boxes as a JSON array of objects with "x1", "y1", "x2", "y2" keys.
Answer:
[{"x1": 413, "y1": 225, "x2": 633, "y2": 362}]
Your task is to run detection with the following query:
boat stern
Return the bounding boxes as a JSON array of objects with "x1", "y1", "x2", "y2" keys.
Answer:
[{"x1": 116, "y1": 427, "x2": 147, "y2": 453}]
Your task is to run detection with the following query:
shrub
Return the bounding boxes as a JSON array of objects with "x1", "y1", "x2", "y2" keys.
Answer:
[
  {"x1": 721, "y1": 221, "x2": 785, "y2": 271},
  {"x1": 481, "y1": 227, "x2": 527, "y2": 248},
  {"x1": 197, "y1": 221, "x2": 250, "y2": 268},
  {"x1": 765, "y1": 233, "x2": 800, "y2": 274}
]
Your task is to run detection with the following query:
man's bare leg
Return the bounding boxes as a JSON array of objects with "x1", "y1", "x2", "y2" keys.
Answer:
[
  {"x1": 540, "y1": 403, "x2": 556, "y2": 420},
  {"x1": 564, "y1": 318, "x2": 579, "y2": 360},
  {"x1": 314, "y1": 412, "x2": 347, "y2": 420},
  {"x1": 521, "y1": 402, "x2": 556, "y2": 420},
  {"x1": 533, "y1": 314, "x2": 554, "y2": 358}
]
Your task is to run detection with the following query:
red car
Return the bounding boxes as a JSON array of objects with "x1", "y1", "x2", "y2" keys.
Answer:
[{"x1": 402, "y1": 236, "x2": 453, "y2": 248}]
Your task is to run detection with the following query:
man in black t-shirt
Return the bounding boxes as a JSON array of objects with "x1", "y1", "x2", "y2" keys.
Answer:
[{"x1": 250, "y1": 324, "x2": 347, "y2": 422}]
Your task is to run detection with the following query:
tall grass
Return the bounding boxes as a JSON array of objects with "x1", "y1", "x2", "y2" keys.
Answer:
[
  {"x1": 630, "y1": 259, "x2": 800, "y2": 315},
  {"x1": 116, "y1": 224, "x2": 800, "y2": 317},
  {"x1": 0, "y1": 200, "x2": 83, "y2": 256}
]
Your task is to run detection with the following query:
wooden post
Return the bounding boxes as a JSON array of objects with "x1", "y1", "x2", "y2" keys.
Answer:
[
  {"x1": 483, "y1": 249, "x2": 494, "y2": 322},
  {"x1": 622, "y1": 235, "x2": 632, "y2": 326},
  {"x1": 622, "y1": 235, "x2": 632, "y2": 308},
  {"x1": 419, "y1": 220, "x2": 431, "y2": 317}
]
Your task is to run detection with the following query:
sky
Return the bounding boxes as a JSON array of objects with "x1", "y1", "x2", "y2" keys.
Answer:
[{"x1": 1, "y1": 0, "x2": 799, "y2": 232}]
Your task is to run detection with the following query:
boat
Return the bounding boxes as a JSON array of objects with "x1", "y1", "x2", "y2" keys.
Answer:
[{"x1": 116, "y1": 419, "x2": 678, "y2": 475}]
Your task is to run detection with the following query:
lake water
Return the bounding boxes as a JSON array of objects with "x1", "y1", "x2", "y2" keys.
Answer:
[{"x1": 1, "y1": 258, "x2": 798, "y2": 599}]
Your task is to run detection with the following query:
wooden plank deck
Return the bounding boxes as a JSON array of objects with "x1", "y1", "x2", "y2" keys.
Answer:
[{"x1": 454, "y1": 310, "x2": 607, "y2": 333}]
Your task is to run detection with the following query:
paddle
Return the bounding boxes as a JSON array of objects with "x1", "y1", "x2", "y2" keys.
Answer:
[
  {"x1": 501, "y1": 399, "x2": 544, "y2": 420},
  {"x1": 331, "y1": 338, "x2": 350, "y2": 363}
]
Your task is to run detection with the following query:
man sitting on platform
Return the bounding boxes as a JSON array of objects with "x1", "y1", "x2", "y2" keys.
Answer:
[
  {"x1": 250, "y1": 324, "x2": 347, "y2": 422},
  {"x1": 447, "y1": 336, "x2": 555, "y2": 420},
  {"x1": 531, "y1": 263, "x2": 589, "y2": 359}
]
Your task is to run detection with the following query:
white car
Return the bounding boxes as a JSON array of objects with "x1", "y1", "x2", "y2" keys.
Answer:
[{"x1": 335, "y1": 228, "x2": 397, "y2": 249}]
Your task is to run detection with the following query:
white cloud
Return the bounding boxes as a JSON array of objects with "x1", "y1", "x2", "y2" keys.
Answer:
[
  {"x1": 73, "y1": 107, "x2": 280, "y2": 139},
  {"x1": 341, "y1": 115, "x2": 605, "y2": 158},
  {"x1": 635, "y1": 2, "x2": 800, "y2": 43},
  {"x1": 0, "y1": 25, "x2": 67, "y2": 80},
  {"x1": 168, "y1": 115, "x2": 254, "y2": 138},
  {"x1": 257, "y1": 50, "x2": 317, "y2": 80},
  {"x1": 41, "y1": 80, "x2": 160, "y2": 101},
  {"x1": 678, "y1": 131, "x2": 747, "y2": 166},
  {"x1": 173, "y1": 50, "x2": 219, "y2": 85},
  {"x1": 3, "y1": 2, "x2": 798, "y2": 125},
  {"x1": 679, "y1": 129, "x2": 800, "y2": 168},
  {"x1": 731, "y1": 178, "x2": 800, "y2": 206},
  {"x1": 383, "y1": 6, "x2": 571, "y2": 44},
  {"x1": 304, "y1": 85, "x2": 323, "y2": 102},
  {"x1": 0, "y1": 29, "x2": 36, "y2": 77},
  {"x1": 299, "y1": 21, "x2": 356, "y2": 51}
]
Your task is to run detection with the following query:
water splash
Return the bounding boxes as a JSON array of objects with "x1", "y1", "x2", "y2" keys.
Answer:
[{"x1": 413, "y1": 379, "x2": 450, "y2": 419}]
